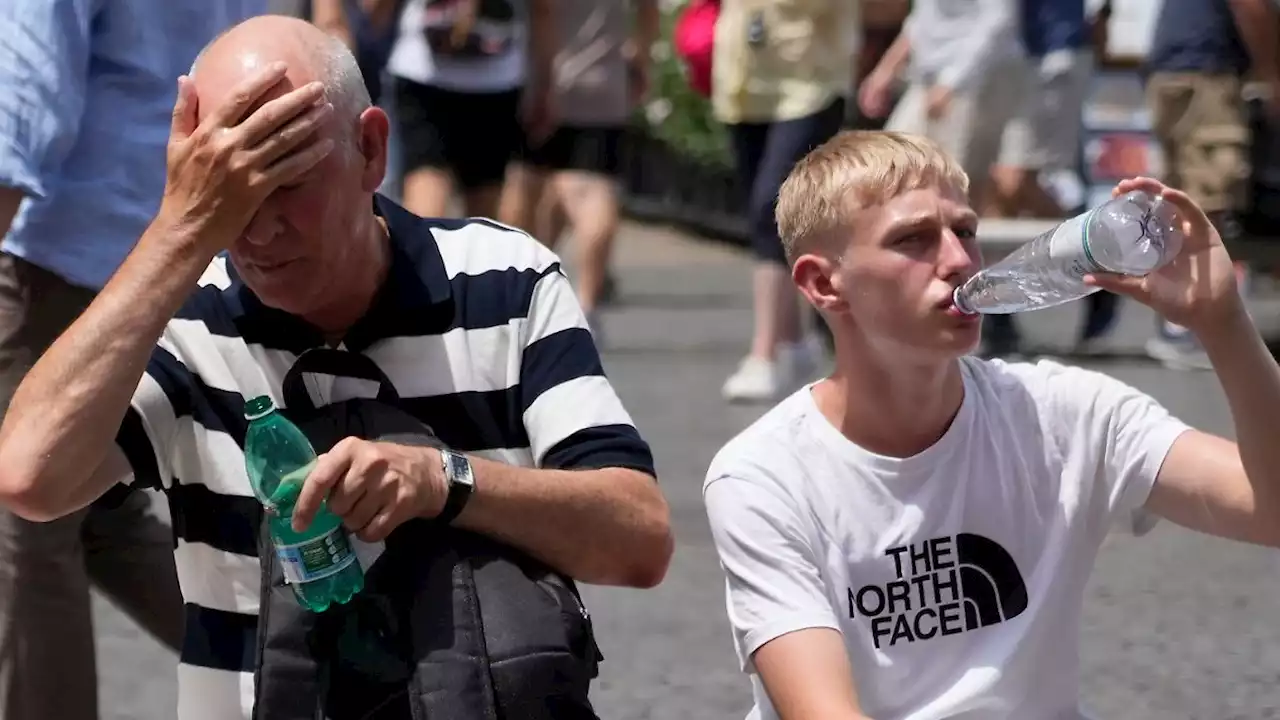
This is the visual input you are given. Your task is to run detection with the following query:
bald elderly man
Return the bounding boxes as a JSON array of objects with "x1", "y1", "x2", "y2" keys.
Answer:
[{"x1": 0, "y1": 15, "x2": 671, "y2": 719}]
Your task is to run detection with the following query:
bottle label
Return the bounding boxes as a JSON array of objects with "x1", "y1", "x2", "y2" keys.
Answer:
[
  {"x1": 274, "y1": 527, "x2": 357, "y2": 584},
  {"x1": 1046, "y1": 207, "x2": 1103, "y2": 281}
]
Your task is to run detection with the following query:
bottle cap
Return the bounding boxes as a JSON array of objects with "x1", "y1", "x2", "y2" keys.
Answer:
[{"x1": 244, "y1": 395, "x2": 276, "y2": 421}]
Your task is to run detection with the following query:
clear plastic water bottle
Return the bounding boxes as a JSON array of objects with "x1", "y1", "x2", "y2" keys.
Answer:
[
  {"x1": 953, "y1": 190, "x2": 1184, "y2": 315},
  {"x1": 243, "y1": 396, "x2": 365, "y2": 612}
]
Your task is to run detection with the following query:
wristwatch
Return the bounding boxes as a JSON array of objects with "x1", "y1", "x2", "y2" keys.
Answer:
[{"x1": 436, "y1": 448, "x2": 475, "y2": 526}]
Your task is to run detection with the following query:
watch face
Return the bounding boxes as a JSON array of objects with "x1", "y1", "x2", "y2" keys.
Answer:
[{"x1": 446, "y1": 452, "x2": 475, "y2": 488}]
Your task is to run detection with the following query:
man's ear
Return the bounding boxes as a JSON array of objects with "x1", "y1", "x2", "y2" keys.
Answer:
[
  {"x1": 356, "y1": 106, "x2": 391, "y2": 193},
  {"x1": 793, "y1": 251, "x2": 848, "y2": 316}
]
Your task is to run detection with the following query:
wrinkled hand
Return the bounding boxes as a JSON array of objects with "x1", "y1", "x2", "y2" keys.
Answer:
[
  {"x1": 1083, "y1": 177, "x2": 1243, "y2": 333},
  {"x1": 292, "y1": 438, "x2": 446, "y2": 543},
  {"x1": 159, "y1": 62, "x2": 335, "y2": 253}
]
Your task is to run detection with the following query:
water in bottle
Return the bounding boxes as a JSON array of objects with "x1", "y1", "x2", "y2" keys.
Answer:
[
  {"x1": 952, "y1": 190, "x2": 1184, "y2": 315},
  {"x1": 243, "y1": 395, "x2": 365, "y2": 612}
]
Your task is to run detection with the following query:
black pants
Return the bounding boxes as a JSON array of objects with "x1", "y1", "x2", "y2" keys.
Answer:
[{"x1": 727, "y1": 99, "x2": 847, "y2": 265}]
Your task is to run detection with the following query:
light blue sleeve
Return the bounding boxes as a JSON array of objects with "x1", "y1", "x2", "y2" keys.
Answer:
[{"x1": 0, "y1": 0, "x2": 96, "y2": 198}]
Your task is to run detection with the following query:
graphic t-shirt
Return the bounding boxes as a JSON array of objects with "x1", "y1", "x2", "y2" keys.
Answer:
[
  {"x1": 550, "y1": 0, "x2": 631, "y2": 126},
  {"x1": 703, "y1": 357, "x2": 1191, "y2": 720},
  {"x1": 386, "y1": 0, "x2": 527, "y2": 92}
]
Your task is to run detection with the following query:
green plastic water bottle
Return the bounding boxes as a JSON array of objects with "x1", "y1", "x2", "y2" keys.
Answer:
[{"x1": 242, "y1": 396, "x2": 365, "y2": 612}]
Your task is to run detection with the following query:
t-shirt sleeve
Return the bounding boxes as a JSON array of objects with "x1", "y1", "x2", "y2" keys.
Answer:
[
  {"x1": 1097, "y1": 377, "x2": 1192, "y2": 517},
  {"x1": 114, "y1": 343, "x2": 192, "y2": 491},
  {"x1": 518, "y1": 264, "x2": 655, "y2": 476},
  {"x1": 1051, "y1": 363, "x2": 1192, "y2": 519},
  {"x1": 703, "y1": 469, "x2": 840, "y2": 671}
]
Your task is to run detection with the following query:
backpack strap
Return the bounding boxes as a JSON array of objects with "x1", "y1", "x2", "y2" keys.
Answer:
[{"x1": 280, "y1": 347, "x2": 401, "y2": 417}]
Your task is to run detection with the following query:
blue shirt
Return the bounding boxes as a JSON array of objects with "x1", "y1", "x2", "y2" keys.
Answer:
[
  {"x1": 0, "y1": 0, "x2": 264, "y2": 291},
  {"x1": 1020, "y1": 0, "x2": 1088, "y2": 58},
  {"x1": 1147, "y1": 0, "x2": 1249, "y2": 76}
]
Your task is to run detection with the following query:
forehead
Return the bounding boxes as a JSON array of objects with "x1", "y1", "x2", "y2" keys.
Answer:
[
  {"x1": 193, "y1": 48, "x2": 313, "y2": 122},
  {"x1": 862, "y1": 184, "x2": 974, "y2": 234}
]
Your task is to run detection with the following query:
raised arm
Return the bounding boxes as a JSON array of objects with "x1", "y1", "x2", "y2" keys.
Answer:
[
  {"x1": 291, "y1": 257, "x2": 673, "y2": 588},
  {"x1": 0, "y1": 64, "x2": 335, "y2": 520},
  {"x1": 1087, "y1": 177, "x2": 1280, "y2": 547}
]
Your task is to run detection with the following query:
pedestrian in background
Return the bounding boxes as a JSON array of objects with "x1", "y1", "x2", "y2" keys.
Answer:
[
  {"x1": 384, "y1": 0, "x2": 557, "y2": 219},
  {"x1": 0, "y1": 0, "x2": 262, "y2": 717},
  {"x1": 498, "y1": 0, "x2": 660, "y2": 342},
  {"x1": 713, "y1": 0, "x2": 860, "y2": 404},
  {"x1": 1143, "y1": 0, "x2": 1279, "y2": 370}
]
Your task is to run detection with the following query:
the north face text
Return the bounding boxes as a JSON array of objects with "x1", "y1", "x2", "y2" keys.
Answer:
[{"x1": 847, "y1": 533, "x2": 1028, "y2": 649}]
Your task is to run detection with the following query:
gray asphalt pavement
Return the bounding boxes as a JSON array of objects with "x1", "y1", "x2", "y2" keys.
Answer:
[{"x1": 94, "y1": 222, "x2": 1280, "y2": 719}]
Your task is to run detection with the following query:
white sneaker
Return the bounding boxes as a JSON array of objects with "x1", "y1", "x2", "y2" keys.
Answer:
[{"x1": 721, "y1": 337, "x2": 823, "y2": 403}]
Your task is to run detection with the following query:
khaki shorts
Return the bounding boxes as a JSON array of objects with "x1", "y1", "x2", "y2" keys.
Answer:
[{"x1": 1147, "y1": 72, "x2": 1251, "y2": 214}]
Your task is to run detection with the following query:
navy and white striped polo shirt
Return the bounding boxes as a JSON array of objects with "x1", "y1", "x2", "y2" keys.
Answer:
[{"x1": 113, "y1": 195, "x2": 656, "y2": 720}]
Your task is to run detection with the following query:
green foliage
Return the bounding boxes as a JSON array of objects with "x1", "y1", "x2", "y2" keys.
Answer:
[{"x1": 632, "y1": 1, "x2": 733, "y2": 170}]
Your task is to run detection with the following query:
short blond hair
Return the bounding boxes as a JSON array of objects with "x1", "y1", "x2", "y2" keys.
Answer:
[{"x1": 775, "y1": 130, "x2": 969, "y2": 264}]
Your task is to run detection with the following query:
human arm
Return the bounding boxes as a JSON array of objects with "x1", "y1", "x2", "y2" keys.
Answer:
[
  {"x1": 702, "y1": 471, "x2": 868, "y2": 719},
  {"x1": 857, "y1": 26, "x2": 910, "y2": 119},
  {"x1": 310, "y1": 0, "x2": 356, "y2": 49},
  {"x1": 626, "y1": 0, "x2": 660, "y2": 107},
  {"x1": 361, "y1": 0, "x2": 403, "y2": 35},
  {"x1": 291, "y1": 264, "x2": 672, "y2": 588},
  {"x1": 1085, "y1": 177, "x2": 1280, "y2": 547},
  {"x1": 1141, "y1": 307, "x2": 1280, "y2": 546},
  {"x1": 0, "y1": 65, "x2": 336, "y2": 520},
  {"x1": 1227, "y1": 0, "x2": 1280, "y2": 116},
  {"x1": 521, "y1": 0, "x2": 558, "y2": 141},
  {"x1": 1228, "y1": 0, "x2": 1279, "y2": 79}
]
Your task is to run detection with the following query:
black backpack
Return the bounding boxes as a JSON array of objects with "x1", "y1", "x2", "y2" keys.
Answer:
[{"x1": 250, "y1": 348, "x2": 603, "y2": 719}]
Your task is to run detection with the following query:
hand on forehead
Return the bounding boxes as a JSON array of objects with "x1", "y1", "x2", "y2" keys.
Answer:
[{"x1": 190, "y1": 16, "x2": 323, "y2": 124}]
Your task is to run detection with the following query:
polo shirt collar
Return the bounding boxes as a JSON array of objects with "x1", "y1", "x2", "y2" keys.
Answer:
[{"x1": 225, "y1": 193, "x2": 455, "y2": 354}]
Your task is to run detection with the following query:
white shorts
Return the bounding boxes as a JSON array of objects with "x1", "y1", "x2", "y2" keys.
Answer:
[
  {"x1": 887, "y1": 55, "x2": 1029, "y2": 192},
  {"x1": 998, "y1": 49, "x2": 1095, "y2": 171}
]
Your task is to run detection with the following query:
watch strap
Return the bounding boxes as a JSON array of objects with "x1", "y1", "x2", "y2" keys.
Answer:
[{"x1": 436, "y1": 449, "x2": 474, "y2": 526}]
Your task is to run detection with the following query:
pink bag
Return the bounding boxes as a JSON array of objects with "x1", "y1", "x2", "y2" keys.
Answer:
[{"x1": 673, "y1": 0, "x2": 719, "y2": 98}]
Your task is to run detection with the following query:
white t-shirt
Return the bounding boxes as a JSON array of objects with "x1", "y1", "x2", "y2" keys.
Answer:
[
  {"x1": 702, "y1": 357, "x2": 1191, "y2": 720},
  {"x1": 386, "y1": 0, "x2": 527, "y2": 92}
]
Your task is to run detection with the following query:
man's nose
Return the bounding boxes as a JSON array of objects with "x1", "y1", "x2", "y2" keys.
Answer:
[
  {"x1": 938, "y1": 229, "x2": 979, "y2": 278},
  {"x1": 242, "y1": 209, "x2": 282, "y2": 246}
]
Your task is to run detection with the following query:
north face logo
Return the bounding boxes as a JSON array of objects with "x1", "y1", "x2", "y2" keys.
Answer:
[{"x1": 847, "y1": 533, "x2": 1028, "y2": 649}]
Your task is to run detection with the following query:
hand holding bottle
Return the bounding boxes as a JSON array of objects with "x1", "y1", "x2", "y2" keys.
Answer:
[
  {"x1": 1083, "y1": 177, "x2": 1243, "y2": 334},
  {"x1": 291, "y1": 437, "x2": 448, "y2": 544}
]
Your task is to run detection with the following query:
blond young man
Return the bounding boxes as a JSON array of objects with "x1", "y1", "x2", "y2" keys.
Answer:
[{"x1": 702, "y1": 130, "x2": 1280, "y2": 720}]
